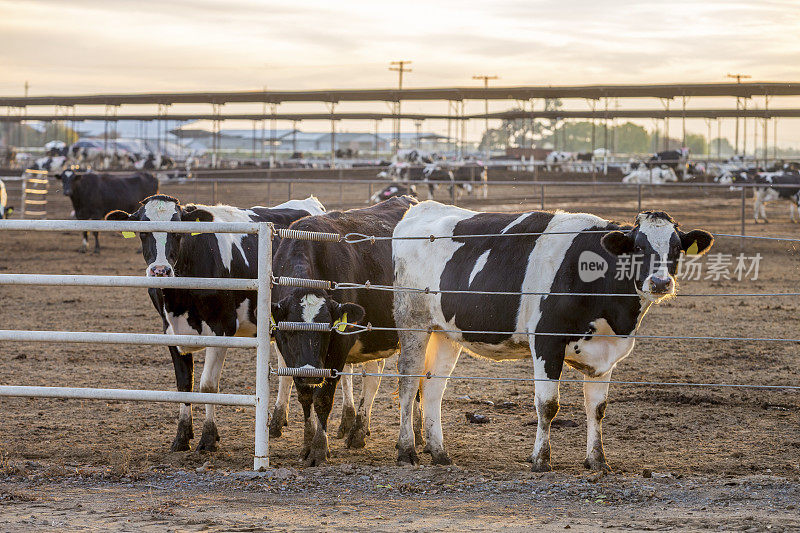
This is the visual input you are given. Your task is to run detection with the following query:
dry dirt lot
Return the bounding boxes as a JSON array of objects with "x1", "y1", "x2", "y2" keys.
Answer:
[{"x1": 1, "y1": 178, "x2": 799, "y2": 531}]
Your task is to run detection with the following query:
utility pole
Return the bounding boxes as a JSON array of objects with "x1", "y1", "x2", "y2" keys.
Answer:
[
  {"x1": 389, "y1": 61, "x2": 412, "y2": 155},
  {"x1": 473, "y1": 75, "x2": 498, "y2": 161},
  {"x1": 727, "y1": 73, "x2": 751, "y2": 155}
]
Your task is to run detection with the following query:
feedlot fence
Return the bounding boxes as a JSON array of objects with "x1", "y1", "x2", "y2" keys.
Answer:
[{"x1": 0, "y1": 220, "x2": 799, "y2": 471}]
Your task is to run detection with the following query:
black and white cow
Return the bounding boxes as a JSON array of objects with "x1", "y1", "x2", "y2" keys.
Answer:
[
  {"x1": 0, "y1": 179, "x2": 13, "y2": 219},
  {"x1": 59, "y1": 169, "x2": 158, "y2": 252},
  {"x1": 45, "y1": 140, "x2": 68, "y2": 157},
  {"x1": 451, "y1": 162, "x2": 488, "y2": 199},
  {"x1": 392, "y1": 203, "x2": 713, "y2": 470},
  {"x1": 545, "y1": 151, "x2": 574, "y2": 171},
  {"x1": 370, "y1": 183, "x2": 418, "y2": 204},
  {"x1": 270, "y1": 196, "x2": 418, "y2": 465},
  {"x1": 718, "y1": 170, "x2": 800, "y2": 223},
  {"x1": 106, "y1": 195, "x2": 325, "y2": 452},
  {"x1": 27, "y1": 155, "x2": 68, "y2": 175}
]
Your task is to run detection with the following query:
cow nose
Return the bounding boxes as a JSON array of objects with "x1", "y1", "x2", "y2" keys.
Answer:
[
  {"x1": 650, "y1": 276, "x2": 672, "y2": 293},
  {"x1": 148, "y1": 264, "x2": 173, "y2": 277}
]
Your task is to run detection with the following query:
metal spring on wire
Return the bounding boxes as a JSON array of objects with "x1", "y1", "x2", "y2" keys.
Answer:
[
  {"x1": 276, "y1": 228, "x2": 341, "y2": 242},
  {"x1": 277, "y1": 321, "x2": 332, "y2": 332},
  {"x1": 276, "y1": 276, "x2": 332, "y2": 290},
  {"x1": 274, "y1": 366, "x2": 335, "y2": 378}
]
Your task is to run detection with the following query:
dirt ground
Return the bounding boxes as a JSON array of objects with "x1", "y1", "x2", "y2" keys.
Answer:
[{"x1": 1, "y1": 179, "x2": 799, "y2": 531}]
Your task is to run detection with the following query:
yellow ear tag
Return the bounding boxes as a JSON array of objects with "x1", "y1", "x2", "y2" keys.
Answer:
[
  {"x1": 333, "y1": 312, "x2": 348, "y2": 333},
  {"x1": 191, "y1": 217, "x2": 202, "y2": 236},
  {"x1": 270, "y1": 314, "x2": 276, "y2": 328},
  {"x1": 686, "y1": 240, "x2": 699, "y2": 255},
  {"x1": 121, "y1": 231, "x2": 136, "y2": 239}
]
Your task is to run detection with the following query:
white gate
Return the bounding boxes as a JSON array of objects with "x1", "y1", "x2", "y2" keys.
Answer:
[{"x1": 0, "y1": 218, "x2": 273, "y2": 470}]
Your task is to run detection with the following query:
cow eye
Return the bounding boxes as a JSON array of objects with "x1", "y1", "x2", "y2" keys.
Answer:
[{"x1": 633, "y1": 245, "x2": 643, "y2": 253}]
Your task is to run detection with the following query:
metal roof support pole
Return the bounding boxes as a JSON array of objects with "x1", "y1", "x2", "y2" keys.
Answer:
[
  {"x1": 252, "y1": 120, "x2": 256, "y2": 160},
  {"x1": 717, "y1": 118, "x2": 722, "y2": 158},
  {"x1": 660, "y1": 98, "x2": 670, "y2": 151},
  {"x1": 261, "y1": 98, "x2": 266, "y2": 163},
  {"x1": 681, "y1": 95, "x2": 688, "y2": 148},
  {"x1": 704, "y1": 118, "x2": 712, "y2": 157},
  {"x1": 373, "y1": 119, "x2": 379, "y2": 159},
  {"x1": 270, "y1": 103, "x2": 277, "y2": 164},
  {"x1": 743, "y1": 97, "x2": 748, "y2": 156},
  {"x1": 447, "y1": 101, "x2": 453, "y2": 154},
  {"x1": 293, "y1": 120, "x2": 298, "y2": 155},
  {"x1": 460, "y1": 100, "x2": 466, "y2": 158},
  {"x1": 587, "y1": 99, "x2": 596, "y2": 152},
  {"x1": 734, "y1": 97, "x2": 740, "y2": 154},
  {"x1": 603, "y1": 97, "x2": 609, "y2": 173},
  {"x1": 326, "y1": 101, "x2": 336, "y2": 165},
  {"x1": 773, "y1": 117, "x2": 777, "y2": 160}
]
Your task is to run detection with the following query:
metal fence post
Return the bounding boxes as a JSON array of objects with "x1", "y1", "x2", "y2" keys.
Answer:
[
  {"x1": 740, "y1": 185, "x2": 746, "y2": 251},
  {"x1": 20, "y1": 177, "x2": 27, "y2": 219},
  {"x1": 638, "y1": 183, "x2": 642, "y2": 212},
  {"x1": 253, "y1": 222, "x2": 272, "y2": 471},
  {"x1": 287, "y1": 181, "x2": 293, "y2": 202},
  {"x1": 212, "y1": 181, "x2": 218, "y2": 205},
  {"x1": 541, "y1": 183, "x2": 545, "y2": 210}
]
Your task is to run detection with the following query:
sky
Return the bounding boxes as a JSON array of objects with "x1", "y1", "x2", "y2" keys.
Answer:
[{"x1": 2, "y1": 0, "x2": 800, "y2": 146}]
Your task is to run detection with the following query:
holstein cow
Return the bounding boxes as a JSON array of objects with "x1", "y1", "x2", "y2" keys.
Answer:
[
  {"x1": 718, "y1": 170, "x2": 800, "y2": 223},
  {"x1": 106, "y1": 195, "x2": 325, "y2": 451},
  {"x1": 270, "y1": 196, "x2": 418, "y2": 465},
  {"x1": 27, "y1": 155, "x2": 68, "y2": 175},
  {"x1": 545, "y1": 151, "x2": 574, "y2": 171},
  {"x1": 59, "y1": 169, "x2": 158, "y2": 252},
  {"x1": 451, "y1": 162, "x2": 488, "y2": 199},
  {"x1": 392, "y1": 203, "x2": 713, "y2": 470},
  {"x1": 622, "y1": 164, "x2": 678, "y2": 184},
  {"x1": 370, "y1": 183, "x2": 418, "y2": 204},
  {"x1": 0, "y1": 179, "x2": 13, "y2": 219}
]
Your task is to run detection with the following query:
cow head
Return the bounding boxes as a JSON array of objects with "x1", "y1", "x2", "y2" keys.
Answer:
[
  {"x1": 271, "y1": 289, "x2": 365, "y2": 386},
  {"x1": 105, "y1": 195, "x2": 213, "y2": 278},
  {"x1": 59, "y1": 168, "x2": 82, "y2": 196},
  {"x1": 601, "y1": 211, "x2": 714, "y2": 302}
]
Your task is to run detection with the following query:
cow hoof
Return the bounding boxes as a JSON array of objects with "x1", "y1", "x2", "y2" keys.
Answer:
[
  {"x1": 304, "y1": 446, "x2": 328, "y2": 467},
  {"x1": 78, "y1": 247, "x2": 88, "y2": 254},
  {"x1": 583, "y1": 458, "x2": 613, "y2": 472},
  {"x1": 269, "y1": 406, "x2": 288, "y2": 438},
  {"x1": 430, "y1": 450, "x2": 452, "y2": 466},
  {"x1": 346, "y1": 426, "x2": 367, "y2": 449},
  {"x1": 196, "y1": 423, "x2": 219, "y2": 452},
  {"x1": 530, "y1": 457, "x2": 552, "y2": 472},
  {"x1": 170, "y1": 420, "x2": 194, "y2": 452},
  {"x1": 336, "y1": 406, "x2": 356, "y2": 439},
  {"x1": 92, "y1": 248, "x2": 101, "y2": 255},
  {"x1": 396, "y1": 447, "x2": 419, "y2": 466}
]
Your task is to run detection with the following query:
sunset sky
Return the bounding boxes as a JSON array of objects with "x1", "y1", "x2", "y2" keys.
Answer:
[{"x1": 3, "y1": 0, "x2": 800, "y2": 145}]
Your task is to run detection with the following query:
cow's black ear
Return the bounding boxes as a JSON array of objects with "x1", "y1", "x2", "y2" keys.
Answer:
[
  {"x1": 105, "y1": 210, "x2": 133, "y2": 221},
  {"x1": 601, "y1": 231, "x2": 634, "y2": 255},
  {"x1": 182, "y1": 208, "x2": 213, "y2": 222},
  {"x1": 679, "y1": 229, "x2": 714, "y2": 256},
  {"x1": 271, "y1": 301, "x2": 286, "y2": 324},
  {"x1": 334, "y1": 302, "x2": 365, "y2": 326}
]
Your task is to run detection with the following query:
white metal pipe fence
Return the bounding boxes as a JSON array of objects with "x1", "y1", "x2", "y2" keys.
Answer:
[{"x1": 0, "y1": 218, "x2": 273, "y2": 470}]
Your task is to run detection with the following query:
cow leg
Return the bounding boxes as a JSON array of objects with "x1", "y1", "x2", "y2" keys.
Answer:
[
  {"x1": 298, "y1": 385, "x2": 316, "y2": 460},
  {"x1": 196, "y1": 346, "x2": 228, "y2": 452},
  {"x1": 420, "y1": 333, "x2": 461, "y2": 465},
  {"x1": 269, "y1": 344, "x2": 293, "y2": 438},
  {"x1": 413, "y1": 389, "x2": 424, "y2": 447},
  {"x1": 336, "y1": 363, "x2": 356, "y2": 439},
  {"x1": 79, "y1": 231, "x2": 89, "y2": 253},
  {"x1": 92, "y1": 232, "x2": 100, "y2": 253},
  {"x1": 583, "y1": 371, "x2": 613, "y2": 472},
  {"x1": 169, "y1": 347, "x2": 195, "y2": 451},
  {"x1": 396, "y1": 329, "x2": 430, "y2": 466},
  {"x1": 529, "y1": 339, "x2": 564, "y2": 472},
  {"x1": 761, "y1": 200, "x2": 769, "y2": 223},
  {"x1": 346, "y1": 359, "x2": 385, "y2": 449},
  {"x1": 306, "y1": 379, "x2": 338, "y2": 466},
  {"x1": 427, "y1": 183, "x2": 435, "y2": 200}
]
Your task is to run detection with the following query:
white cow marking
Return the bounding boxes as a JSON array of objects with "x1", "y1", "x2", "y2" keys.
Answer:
[
  {"x1": 301, "y1": 294, "x2": 325, "y2": 323},
  {"x1": 468, "y1": 250, "x2": 490, "y2": 286}
]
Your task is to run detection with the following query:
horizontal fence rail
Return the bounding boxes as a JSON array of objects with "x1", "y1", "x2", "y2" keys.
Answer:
[
  {"x1": 0, "y1": 386, "x2": 256, "y2": 406},
  {"x1": 0, "y1": 329, "x2": 258, "y2": 348},
  {"x1": 0, "y1": 273, "x2": 258, "y2": 290},
  {"x1": 0, "y1": 219, "x2": 262, "y2": 234}
]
